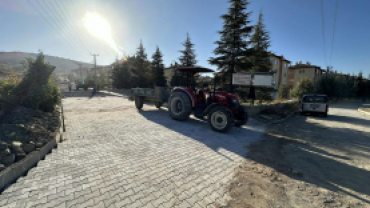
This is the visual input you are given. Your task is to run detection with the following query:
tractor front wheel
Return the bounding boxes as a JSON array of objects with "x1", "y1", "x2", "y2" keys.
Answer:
[
  {"x1": 208, "y1": 107, "x2": 234, "y2": 133},
  {"x1": 234, "y1": 106, "x2": 248, "y2": 127},
  {"x1": 135, "y1": 96, "x2": 144, "y2": 109},
  {"x1": 168, "y1": 91, "x2": 192, "y2": 121}
]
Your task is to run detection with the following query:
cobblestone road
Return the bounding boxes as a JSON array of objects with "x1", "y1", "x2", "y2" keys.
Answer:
[{"x1": 1, "y1": 95, "x2": 265, "y2": 208}]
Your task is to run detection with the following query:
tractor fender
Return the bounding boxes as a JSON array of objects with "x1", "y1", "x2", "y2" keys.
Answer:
[
  {"x1": 204, "y1": 103, "x2": 224, "y2": 115},
  {"x1": 171, "y1": 87, "x2": 195, "y2": 107}
]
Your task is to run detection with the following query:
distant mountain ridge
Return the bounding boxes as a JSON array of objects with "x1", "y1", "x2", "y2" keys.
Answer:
[{"x1": 0, "y1": 52, "x2": 95, "y2": 74}]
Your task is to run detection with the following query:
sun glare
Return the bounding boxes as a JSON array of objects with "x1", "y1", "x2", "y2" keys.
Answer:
[{"x1": 84, "y1": 12, "x2": 124, "y2": 59}]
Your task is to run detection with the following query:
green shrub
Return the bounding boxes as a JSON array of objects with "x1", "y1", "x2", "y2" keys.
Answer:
[
  {"x1": 277, "y1": 84, "x2": 289, "y2": 100},
  {"x1": 8, "y1": 51, "x2": 61, "y2": 112},
  {"x1": 291, "y1": 77, "x2": 314, "y2": 98},
  {"x1": 0, "y1": 81, "x2": 17, "y2": 111}
]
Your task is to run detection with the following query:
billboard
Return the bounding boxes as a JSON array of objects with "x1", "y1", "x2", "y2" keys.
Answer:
[
  {"x1": 253, "y1": 75, "x2": 273, "y2": 87},
  {"x1": 231, "y1": 73, "x2": 273, "y2": 87},
  {"x1": 232, "y1": 73, "x2": 252, "y2": 85}
]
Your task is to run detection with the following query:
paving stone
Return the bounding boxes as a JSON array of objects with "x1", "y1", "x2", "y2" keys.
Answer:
[
  {"x1": 1, "y1": 96, "x2": 265, "y2": 208},
  {"x1": 114, "y1": 197, "x2": 131, "y2": 208}
]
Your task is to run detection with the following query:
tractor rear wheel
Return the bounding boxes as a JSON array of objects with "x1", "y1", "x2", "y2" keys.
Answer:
[
  {"x1": 168, "y1": 91, "x2": 192, "y2": 121},
  {"x1": 154, "y1": 101, "x2": 163, "y2": 108},
  {"x1": 208, "y1": 107, "x2": 234, "y2": 133},
  {"x1": 135, "y1": 96, "x2": 144, "y2": 109}
]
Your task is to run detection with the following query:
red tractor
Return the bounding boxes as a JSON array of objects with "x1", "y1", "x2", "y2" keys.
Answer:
[{"x1": 133, "y1": 67, "x2": 248, "y2": 133}]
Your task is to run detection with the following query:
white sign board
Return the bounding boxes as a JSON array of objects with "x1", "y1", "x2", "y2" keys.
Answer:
[
  {"x1": 232, "y1": 73, "x2": 251, "y2": 85},
  {"x1": 254, "y1": 75, "x2": 273, "y2": 87}
]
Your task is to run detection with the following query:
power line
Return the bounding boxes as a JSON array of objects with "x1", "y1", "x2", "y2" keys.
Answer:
[
  {"x1": 68, "y1": 0, "x2": 100, "y2": 54},
  {"x1": 330, "y1": 0, "x2": 339, "y2": 66},
  {"x1": 27, "y1": 0, "x2": 89, "y2": 59},
  {"x1": 53, "y1": 0, "x2": 92, "y2": 55},
  {"x1": 320, "y1": 0, "x2": 327, "y2": 67},
  {"x1": 41, "y1": 0, "x2": 90, "y2": 58},
  {"x1": 36, "y1": 0, "x2": 89, "y2": 59}
]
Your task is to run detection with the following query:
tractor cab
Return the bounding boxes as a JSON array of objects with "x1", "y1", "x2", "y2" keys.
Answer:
[{"x1": 174, "y1": 67, "x2": 213, "y2": 102}]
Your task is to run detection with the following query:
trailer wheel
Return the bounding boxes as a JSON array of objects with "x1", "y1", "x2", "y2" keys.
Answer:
[
  {"x1": 168, "y1": 91, "x2": 192, "y2": 121},
  {"x1": 208, "y1": 107, "x2": 234, "y2": 133},
  {"x1": 154, "y1": 101, "x2": 163, "y2": 109},
  {"x1": 135, "y1": 96, "x2": 144, "y2": 109}
]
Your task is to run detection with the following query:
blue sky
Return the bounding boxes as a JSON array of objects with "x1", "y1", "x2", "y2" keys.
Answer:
[{"x1": 0, "y1": 0, "x2": 369, "y2": 77}]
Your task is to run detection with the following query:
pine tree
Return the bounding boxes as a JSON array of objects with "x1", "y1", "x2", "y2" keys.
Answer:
[
  {"x1": 111, "y1": 61, "x2": 131, "y2": 89},
  {"x1": 179, "y1": 33, "x2": 197, "y2": 67},
  {"x1": 131, "y1": 40, "x2": 152, "y2": 87},
  {"x1": 209, "y1": 0, "x2": 254, "y2": 93},
  {"x1": 136, "y1": 40, "x2": 147, "y2": 60},
  {"x1": 248, "y1": 11, "x2": 271, "y2": 73},
  {"x1": 152, "y1": 46, "x2": 167, "y2": 87}
]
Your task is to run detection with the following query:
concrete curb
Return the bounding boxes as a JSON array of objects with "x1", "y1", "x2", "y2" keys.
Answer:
[
  {"x1": 358, "y1": 108, "x2": 370, "y2": 116},
  {"x1": 254, "y1": 112, "x2": 297, "y2": 125},
  {"x1": 0, "y1": 106, "x2": 63, "y2": 193},
  {"x1": 268, "y1": 112, "x2": 297, "y2": 124}
]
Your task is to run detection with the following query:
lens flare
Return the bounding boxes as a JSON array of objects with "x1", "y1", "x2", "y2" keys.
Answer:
[{"x1": 84, "y1": 12, "x2": 125, "y2": 60}]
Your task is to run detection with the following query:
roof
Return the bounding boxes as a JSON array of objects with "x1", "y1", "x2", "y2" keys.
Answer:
[
  {"x1": 173, "y1": 67, "x2": 214, "y2": 73},
  {"x1": 289, "y1": 64, "x2": 321, "y2": 69},
  {"x1": 268, "y1": 52, "x2": 291, "y2": 63}
]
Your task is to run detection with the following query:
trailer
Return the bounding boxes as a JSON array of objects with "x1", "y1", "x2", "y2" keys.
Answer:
[{"x1": 131, "y1": 86, "x2": 171, "y2": 109}]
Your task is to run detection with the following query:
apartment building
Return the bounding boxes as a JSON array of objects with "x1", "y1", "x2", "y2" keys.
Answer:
[
  {"x1": 163, "y1": 53, "x2": 293, "y2": 89},
  {"x1": 287, "y1": 62, "x2": 326, "y2": 89},
  {"x1": 268, "y1": 52, "x2": 291, "y2": 90},
  {"x1": 164, "y1": 67, "x2": 176, "y2": 86}
]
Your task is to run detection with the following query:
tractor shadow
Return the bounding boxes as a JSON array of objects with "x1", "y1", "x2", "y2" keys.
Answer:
[
  {"x1": 138, "y1": 108, "x2": 265, "y2": 160},
  {"x1": 244, "y1": 103, "x2": 370, "y2": 204}
]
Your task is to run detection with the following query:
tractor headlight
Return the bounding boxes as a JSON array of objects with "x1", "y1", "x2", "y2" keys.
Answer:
[
  {"x1": 232, "y1": 99, "x2": 240, "y2": 108},
  {"x1": 227, "y1": 97, "x2": 240, "y2": 108}
]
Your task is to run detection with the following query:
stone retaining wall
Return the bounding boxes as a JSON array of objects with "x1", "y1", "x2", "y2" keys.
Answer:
[
  {"x1": 0, "y1": 106, "x2": 63, "y2": 193},
  {"x1": 243, "y1": 100, "x2": 299, "y2": 116}
]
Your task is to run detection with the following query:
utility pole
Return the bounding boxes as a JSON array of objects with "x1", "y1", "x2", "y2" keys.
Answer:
[
  {"x1": 91, "y1": 54, "x2": 99, "y2": 92},
  {"x1": 77, "y1": 63, "x2": 83, "y2": 84}
]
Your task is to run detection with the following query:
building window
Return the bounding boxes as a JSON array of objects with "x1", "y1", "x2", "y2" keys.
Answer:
[
  {"x1": 272, "y1": 81, "x2": 276, "y2": 85},
  {"x1": 284, "y1": 73, "x2": 286, "y2": 78},
  {"x1": 274, "y1": 60, "x2": 278, "y2": 65},
  {"x1": 273, "y1": 72, "x2": 276, "y2": 77}
]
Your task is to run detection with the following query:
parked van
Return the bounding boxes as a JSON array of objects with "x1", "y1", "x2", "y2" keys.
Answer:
[{"x1": 299, "y1": 94, "x2": 329, "y2": 117}]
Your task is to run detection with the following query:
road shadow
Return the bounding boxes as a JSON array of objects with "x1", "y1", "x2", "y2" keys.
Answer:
[
  {"x1": 246, "y1": 110, "x2": 370, "y2": 204},
  {"x1": 304, "y1": 114, "x2": 370, "y2": 128},
  {"x1": 137, "y1": 108, "x2": 264, "y2": 161},
  {"x1": 328, "y1": 101, "x2": 370, "y2": 110}
]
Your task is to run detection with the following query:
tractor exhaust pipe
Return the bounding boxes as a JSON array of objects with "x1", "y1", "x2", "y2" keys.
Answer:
[{"x1": 213, "y1": 74, "x2": 216, "y2": 103}]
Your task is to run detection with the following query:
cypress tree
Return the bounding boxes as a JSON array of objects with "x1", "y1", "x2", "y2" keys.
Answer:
[
  {"x1": 209, "y1": 0, "x2": 254, "y2": 93},
  {"x1": 179, "y1": 33, "x2": 197, "y2": 67},
  {"x1": 132, "y1": 40, "x2": 152, "y2": 87},
  {"x1": 152, "y1": 46, "x2": 167, "y2": 87},
  {"x1": 248, "y1": 11, "x2": 271, "y2": 73}
]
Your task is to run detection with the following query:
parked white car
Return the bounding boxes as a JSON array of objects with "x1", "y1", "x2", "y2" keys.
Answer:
[{"x1": 299, "y1": 94, "x2": 329, "y2": 117}]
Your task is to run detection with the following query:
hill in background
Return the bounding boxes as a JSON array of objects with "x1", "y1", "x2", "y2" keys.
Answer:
[{"x1": 0, "y1": 52, "x2": 95, "y2": 74}]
